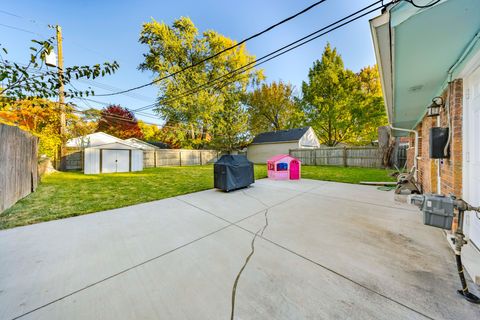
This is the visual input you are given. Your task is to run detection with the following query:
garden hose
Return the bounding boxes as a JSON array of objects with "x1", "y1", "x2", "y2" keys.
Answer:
[
  {"x1": 455, "y1": 253, "x2": 480, "y2": 303},
  {"x1": 454, "y1": 207, "x2": 480, "y2": 304}
]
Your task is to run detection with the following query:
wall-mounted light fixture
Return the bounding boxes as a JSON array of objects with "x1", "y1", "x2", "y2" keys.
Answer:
[{"x1": 426, "y1": 96, "x2": 444, "y2": 117}]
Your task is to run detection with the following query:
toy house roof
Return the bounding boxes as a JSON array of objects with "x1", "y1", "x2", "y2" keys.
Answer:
[{"x1": 267, "y1": 154, "x2": 297, "y2": 162}]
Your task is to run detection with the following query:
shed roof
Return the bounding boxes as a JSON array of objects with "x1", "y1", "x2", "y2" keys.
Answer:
[
  {"x1": 251, "y1": 127, "x2": 310, "y2": 144},
  {"x1": 86, "y1": 141, "x2": 141, "y2": 150},
  {"x1": 67, "y1": 132, "x2": 125, "y2": 148}
]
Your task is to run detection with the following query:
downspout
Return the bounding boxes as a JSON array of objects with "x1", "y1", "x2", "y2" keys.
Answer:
[{"x1": 389, "y1": 125, "x2": 419, "y2": 181}]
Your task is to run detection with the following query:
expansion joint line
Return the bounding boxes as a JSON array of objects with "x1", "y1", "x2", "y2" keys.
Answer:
[{"x1": 241, "y1": 189, "x2": 270, "y2": 208}]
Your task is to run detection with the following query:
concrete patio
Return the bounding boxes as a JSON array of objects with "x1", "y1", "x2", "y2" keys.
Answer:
[{"x1": 1, "y1": 179, "x2": 479, "y2": 320}]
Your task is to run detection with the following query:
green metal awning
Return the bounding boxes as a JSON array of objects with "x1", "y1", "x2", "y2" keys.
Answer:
[{"x1": 370, "y1": 0, "x2": 480, "y2": 134}]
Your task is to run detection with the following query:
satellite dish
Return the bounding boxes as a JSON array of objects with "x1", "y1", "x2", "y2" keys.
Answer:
[{"x1": 45, "y1": 50, "x2": 57, "y2": 67}]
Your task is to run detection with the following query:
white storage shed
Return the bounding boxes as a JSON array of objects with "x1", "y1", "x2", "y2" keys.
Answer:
[{"x1": 84, "y1": 142, "x2": 143, "y2": 174}]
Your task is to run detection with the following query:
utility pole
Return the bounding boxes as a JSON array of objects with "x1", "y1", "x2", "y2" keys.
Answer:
[{"x1": 56, "y1": 25, "x2": 66, "y2": 170}]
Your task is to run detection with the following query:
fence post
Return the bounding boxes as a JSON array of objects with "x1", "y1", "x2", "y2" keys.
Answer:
[
  {"x1": 343, "y1": 147, "x2": 347, "y2": 167},
  {"x1": 179, "y1": 150, "x2": 182, "y2": 166}
]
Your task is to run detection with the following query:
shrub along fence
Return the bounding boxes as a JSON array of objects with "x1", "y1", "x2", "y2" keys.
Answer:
[
  {"x1": 0, "y1": 124, "x2": 39, "y2": 212},
  {"x1": 143, "y1": 149, "x2": 221, "y2": 168},
  {"x1": 290, "y1": 146, "x2": 383, "y2": 168}
]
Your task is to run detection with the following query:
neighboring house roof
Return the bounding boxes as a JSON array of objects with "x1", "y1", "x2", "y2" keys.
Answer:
[
  {"x1": 124, "y1": 138, "x2": 160, "y2": 150},
  {"x1": 146, "y1": 141, "x2": 171, "y2": 149},
  {"x1": 370, "y1": 0, "x2": 480, "y2": 133},
  {"x1": 251, "y1": 127, "x2": 311, "y2": 144}
]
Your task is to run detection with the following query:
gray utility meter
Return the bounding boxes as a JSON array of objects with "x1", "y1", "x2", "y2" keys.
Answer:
[
  {"x1": 409, "y1": 194, "x2": 480, "y2": 304},
  {"x1": 410, "y1": 194, "x2": 454, "y2": 229}
]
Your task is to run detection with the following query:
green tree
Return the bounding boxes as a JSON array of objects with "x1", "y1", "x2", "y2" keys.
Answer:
[
  {"x1": 138, "y1": 17, "x2": 263, "y2": 149},
  {"x1": 210, "y1": 92, "x2": 249, "y2": 151},
  {"x1": 301, "y1": 44, "x2": 386, "y2": 146},
  {"x1": 138, "y1": 121, "x2": 162, "y2": 141},
  {"x1": 355, "y1": 65, "x2": 387, "y2": 143},
  {"x1": 70, "y1": 108, "x2": 99, "y2": 139},
  {"x1": 244, "y1": 81, "x2": 303, "y2": 136},
  {"x1": 0, "y1": 38, "x2": 119, "y2": 101}
]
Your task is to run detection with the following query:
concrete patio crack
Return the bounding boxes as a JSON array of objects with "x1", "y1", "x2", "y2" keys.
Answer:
[
  {"x1": 230, "y1": 208, "x2": 270, "y2": 320},
  {"x1": 179, "y1": 188, "x2": 436, "y2": 320}
]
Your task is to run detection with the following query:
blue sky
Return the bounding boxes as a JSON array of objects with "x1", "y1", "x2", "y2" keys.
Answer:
[{"x1": 1, "y1": 0, "x2": 382, "y2": 125}]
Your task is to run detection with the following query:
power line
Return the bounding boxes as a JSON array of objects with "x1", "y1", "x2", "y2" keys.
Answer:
[
  {"x1": 75, "y1": 79, "x2": 155, "y2": 102},
  {"x1": 0, "y1": 22, "x2": 46, "y2": 38},
  {"x1": 70, "y1": 72, "x2": 249, "y2": 129},
  {"x1": 68, "y1": 96, "x2": 160, "y2": 121},
  {"x1": 94, "y1": 0, "x2": 329, "y2": 97},
  {"x1": 404, "y1": 0, "x2": 441, "y2": 9},
  {"x1": 131, "y1": 0, "x2": 385, "y2": 113},
  {"x1": 4, "y1": 1, "x2": 386, "y2": 118},
  {"x1": 0, "y1": 9, "x2": 113, "y2": 61},
  {"x1": 79, "y1": 0, "x2": 382, "y2": 116},
  {"x1": 70, "y1": 107, "x2": 214, "y2": 137}
]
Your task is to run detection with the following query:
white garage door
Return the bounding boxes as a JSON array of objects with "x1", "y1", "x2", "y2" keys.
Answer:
[
  {"x1": 464, "y1": 65, "x2": 480, "y2": 247},
  {"x1": 102, "y1": 150, "x2": 130, "y2": 173}
]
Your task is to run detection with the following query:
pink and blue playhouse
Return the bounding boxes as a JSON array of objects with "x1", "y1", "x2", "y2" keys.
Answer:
[{"x1": 267, "y1": 154, "x2": 301, "y2": 180}]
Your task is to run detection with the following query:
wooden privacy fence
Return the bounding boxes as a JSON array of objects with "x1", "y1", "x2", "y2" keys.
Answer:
[
  {"x1": 143, "y1": 149, "x2": 221, "y2": 167},
  {"x1": 290, "y1": 146, "x2": 383, "y2": 168},
  {"x1": 0, "y1": 124, "x2": 39, "y2": 212}
]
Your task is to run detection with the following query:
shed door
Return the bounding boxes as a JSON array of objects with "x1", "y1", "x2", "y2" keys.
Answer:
[
  {"x1": 102, "y1": 150, "x2": 130, "y2": 173},
  {"x1": 464, "y1": 65, "x2": 480, "y2": 247}
]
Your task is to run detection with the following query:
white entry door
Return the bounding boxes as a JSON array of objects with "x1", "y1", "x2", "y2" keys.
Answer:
[
  {"x1": 102, "y1": 150, "x2": 130, "y2": 173},
  {"x1": 464, "y1": 65, "x2": 480, "y2": 247}
]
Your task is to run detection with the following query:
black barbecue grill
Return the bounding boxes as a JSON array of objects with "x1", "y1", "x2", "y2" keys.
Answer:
[{"x1": 214, "y1": 155, "x2": 254, "y2": 192}]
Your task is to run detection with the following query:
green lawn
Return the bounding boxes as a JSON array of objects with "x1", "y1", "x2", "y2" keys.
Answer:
[
  {"x1": 0, "y1": 164, "x2": 393, "y2": 230},
  {"x1": 301, "y1": 166, "x2": 395, "y2": 184}
]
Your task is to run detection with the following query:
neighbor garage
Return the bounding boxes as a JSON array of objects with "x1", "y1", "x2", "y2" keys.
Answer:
[
  {"x1": 84, "y1": 142, "x2": 143, "y2": 174},
  {"x1": 247, "y1": 127, "x2": 319, "y2": 163}
]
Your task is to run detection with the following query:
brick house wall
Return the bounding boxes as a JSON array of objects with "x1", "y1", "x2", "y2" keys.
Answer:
[{"x1": 407, "y1": 79, "x2": 463, "y2": 196}]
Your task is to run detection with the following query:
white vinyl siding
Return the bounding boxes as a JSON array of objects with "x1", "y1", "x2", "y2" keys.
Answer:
[{"x1": 247, "y1": 142, "x2": 299, "y2": 164}]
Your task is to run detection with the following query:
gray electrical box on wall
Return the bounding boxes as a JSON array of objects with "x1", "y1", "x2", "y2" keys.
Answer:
[{"x1": 430, "y1": 127, "x2": 449, "y2": 159}]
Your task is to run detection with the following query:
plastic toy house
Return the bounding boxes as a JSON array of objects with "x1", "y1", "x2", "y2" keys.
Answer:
[{"x1": 267, "y1": 154, "x2": 301, "y2": 180}]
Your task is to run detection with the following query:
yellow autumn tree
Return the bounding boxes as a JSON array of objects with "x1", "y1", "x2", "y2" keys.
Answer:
[{"x1": 0, "y1": 98, "x2": 75, "y2": 158}]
